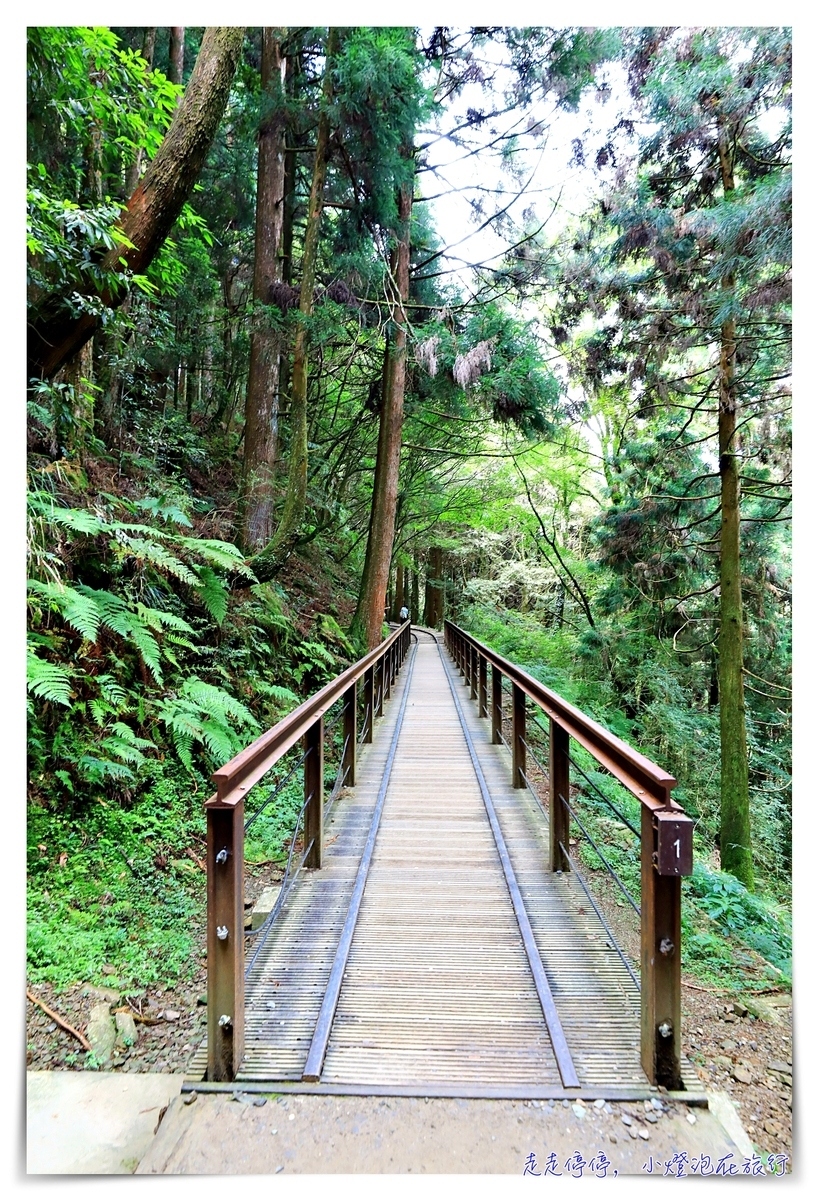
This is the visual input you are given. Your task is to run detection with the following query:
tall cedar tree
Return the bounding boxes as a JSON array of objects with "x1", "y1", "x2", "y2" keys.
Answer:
[
  {"x1": 240, "y1": 29, "x2": 288, "y2": 552},
  {"x1": 553, "y1": 28, "x2": 791, "y2": 886}
]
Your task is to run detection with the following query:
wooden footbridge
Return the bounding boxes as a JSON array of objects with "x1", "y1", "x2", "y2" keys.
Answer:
[{"x1": 189, "y1": 621, "x2": 698, "y2": 1100}]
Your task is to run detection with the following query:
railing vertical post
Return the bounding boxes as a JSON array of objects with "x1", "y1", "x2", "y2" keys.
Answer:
[
  {"x1": 384, "y1": 646, "x2": 392, "y2": 701},
  {"x1": 390, "y1": 641, "x2": 397, "y2": 686},
  {"x1": 304, "y1": 717, "x2": 324, "y2": 868},
  {"x1": 363, "y1": 666, "x2": 374, "y2": 743},
  {"x1": 511, "y1": 682, "x2": 526, "y2": 788},
  {"x1": 641, "y1": 808, "x2": 683, "y2": 1088},
  {"x1": 470, "y1": 645, "x2": 478, "y2": 700},
  {"x1": 549, "y1": 720, "x2": 570, "y2": 872},
  {"x1": 206, "y1": 799, "x2": 245, "y2": 1082},
  {"x1": 478, "y1": 654, "x2": 487, "y2": 717},
  {"x1": 491, "y1": 665, "x2": 502, "y2": 744},
  {"x1": 375, "y1": 656, "x2": 384, "y2": 718},
  {"x1": 342, "y1": 681, "x2": 357, "y2": 787},
  {"x1": 464, "y1": 640, "x2": 472, "y2": 689}
]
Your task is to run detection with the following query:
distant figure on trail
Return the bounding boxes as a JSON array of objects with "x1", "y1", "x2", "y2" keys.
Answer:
[{"x1": 399, "y1": 605, "x2": 409, "y2": 621}]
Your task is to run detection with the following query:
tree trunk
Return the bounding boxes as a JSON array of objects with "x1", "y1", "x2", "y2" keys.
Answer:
[
  {"x1": 424, "y1": 545, "x2": 444, "y2": 628},
  {"x1": 349, "y1": 183, "x2": 413, "y2": 650},
  {"x1": 125, "y1": 29, "x2": 158, "y2": 195},
  {"x1": 28, "y1": 26, "x2": 246, "y2": 381},
  {"x1": 258, "y1": 28, "x2": 339, "y2": 563},
  {"x1": 239, "y1": 29, "x2": 287, "y2": 552},
  {"x1": 411, "y1": 551, "x2": 420, "y2": 622},
  {"x1": 716, "y1": 121, "x2": 753, "y2": 889},
  {"x1": 392, "y1": 562, "x2": 406, "y2": 621},
  {"x1": 168, "y1": 28, "x2": 185, "y2": 86}
]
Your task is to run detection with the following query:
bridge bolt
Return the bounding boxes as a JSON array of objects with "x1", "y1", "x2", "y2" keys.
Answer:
[
  {"x1": 658, "y1": 1021, "x2": 673, "y2": 1039},
  {"x1": 659, "y1": 937, "x2": 675, "y2": 956},
  {"x1": 215, "y1": 848, "x2": 229, "y2": 865},
  {"x1": 216, "y1": 925, "x2": 229, "y2": 941},
  {"x1": 218, "y1": 1014, "x2": 232, "y2": 1029}
]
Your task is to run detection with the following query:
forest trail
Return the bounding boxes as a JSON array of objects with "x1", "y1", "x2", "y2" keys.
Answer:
[{"x1": 188, "y1": 641, "x2": 696, "y2": 1098}]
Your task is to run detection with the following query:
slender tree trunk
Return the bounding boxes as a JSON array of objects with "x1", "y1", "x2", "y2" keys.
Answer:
[
  {"x1": 125, "y1": 29, "x2": 158, "y2": 195},
  {"x1": 424, "y1": 545, "x2": 444, "y2": 628},
  {"x1": 349, "y1": 182, "x2": 413, "y2": 650},
  {"x1": 257, "y1": 29, "x2": 339, "y2": 564},
  {"x1": 392, "y1": 562, "x2": 406, "y2": 621},
  {"x1": 168, "y1": 28, "x2": 185, "y2": 86},
  {"x1": 240, "y1": 29, "x2": 287, "y2": 552},
  {"x1": 716, "y1": 121, "x2": 753, "y2": 889},
  {"x1": 411, "y1": 551, "x2": 420, "y2": 622},
  {"x1": 28, "y1": 26, "x2": 246, "y2": 380}
]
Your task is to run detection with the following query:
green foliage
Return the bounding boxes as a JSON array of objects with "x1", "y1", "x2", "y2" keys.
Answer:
[{"x1": 157, "y1": 679, "x2": 260, "y2": 772}]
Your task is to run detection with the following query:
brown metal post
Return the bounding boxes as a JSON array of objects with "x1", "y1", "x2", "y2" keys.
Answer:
[
  {"x1": 511, "y1": 682, "x2": 526, "y2": 788},
  {"x1": 478, "y1": 654, "x2": 487, "y2": 718},
  {"x1": 464, "y1": 639, "x2": 472, "y2": 689},
  {"x1": 390, "y1": 641, "x2": 397, "y2": 686},
  {"x1": 470, "y1": 645, "x2": 478, "y2": 700},
  {"x1": 641, "y1": 807, "x2": 683, "y2": 1088},
  {"x1": 363, "y1": 666, "x2": 374, "y2": 743},
  {"x1": 206, "y1": 799, "x2": 245, "y2": 1081},
  {"x1": 303, "y1": 717, "x2": 323, "y2": 868},
  {"x1": 491, "y1": 665, "x2": 502, "y2": 744},
  {"x1": 342, "y1": 681, "x2": 356, "y2": 787},
  {"x1": 384, "y1": 646, "x2": 392, "y2": 701},
  {"x1": 549, "y1": 720, "x2": 570, "y2": 872}
]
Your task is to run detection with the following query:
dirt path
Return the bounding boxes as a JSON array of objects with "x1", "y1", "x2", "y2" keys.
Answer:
[{"x1": 138, "y1": 1090, "x2": 762, "y2": 1176}]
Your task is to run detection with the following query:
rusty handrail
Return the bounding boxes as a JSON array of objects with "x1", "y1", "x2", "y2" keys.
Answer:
[
  {"x1": 444, "y1": 619, "x2": 693, "y2": 1092},
  {"x1": 444, "y1": 620, "x2": 676, "y2": 811},
  {"x1": 208, "y1": 620, "x2": 409, "y2": 808},
  {"x1": 205, "y1": 619, "x2": 411, "y2": 1082}
]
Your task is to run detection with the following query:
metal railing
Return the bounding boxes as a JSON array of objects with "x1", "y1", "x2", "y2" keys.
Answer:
[
  {"x1": 205, "y1": 619, "x2": 411, "y2": 1082},
  {"x1": 444, "y1": 619, "x2": 694, "y2": 1091}
]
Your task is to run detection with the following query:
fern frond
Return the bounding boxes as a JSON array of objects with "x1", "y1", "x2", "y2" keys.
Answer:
[
  {"x1": 125, "y1": 622, "x2": 163, "y2": 683},
  {"x1": 28, "y1": 494, "x2": 106, "y2": 535},
  {"x1": 28, "y1": 579, "x2": 101, "y2": 642},
  {"x1": 109, "y1": 722, "x2": 156, "y2": 751},
  {"x1": 96, "y1": 674, "x2": 129, "y2": 710},
  {"x1": 76, "y1": 755, "x2": 135, "y2": 782},
  {"x1": 119, "y1": 536, "x2": 197, "y2": 585},
  {"x1": 26, "y1": 650, "x2": 72, "y2": 706},
  {"x1": 180, "y1": 679, "x2": 259, "y2": 730},
  {"x1": 194, "y1": 565, "x2": 228, "y2": 625},
  {"x1": 77, "y1": 586, "x2": 132, "y2": 637},
  {"x1": 179, "y1": 537, "x2": 257, "y2": 580},
  {"x1": 134, "y1": 603, "x2": 194, "y2": 634},
  {"x1": 198, "y1": 720, "x2": 237, "y2": 762}
]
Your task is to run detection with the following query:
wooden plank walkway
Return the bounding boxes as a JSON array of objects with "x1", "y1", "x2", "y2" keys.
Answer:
[{"x1": 188, "y1": 639, "x2": 698, "y2": 1097}]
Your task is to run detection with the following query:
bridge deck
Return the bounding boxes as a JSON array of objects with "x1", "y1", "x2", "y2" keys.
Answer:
[{"x1": 188, "y1": 641, "x2": 696, "y2": 1097}]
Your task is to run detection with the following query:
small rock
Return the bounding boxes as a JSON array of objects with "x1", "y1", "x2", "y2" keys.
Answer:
[
  {"x1": 86, "y1": 1003, "x2": 116, "y2": 1065},
  {"x1": 768, "y1": 1060, "x2": 792, "y2": 1075},
  {"x1": 733, "y1": 1066, "x2": 753, "y2": 1084},
  {"x1": 609, "y1": 1134, "x2": 617, "y2": 1144},
  {"x1": 81, "y1": 985, "x2": 121, "y2": 1006},
  {"x1": 182, "y1": 1092, "x2": 197, "y2": 1106},
  {"x1": 163, "y1": 1010, "x2": 181, "y2": 1022},
  {"x1": 645, "y1": 1112, "x2": 658, "y2": 1124},
  {"x1": 593, "y1": 1098, "x2": 605, "y2": 1109},
  {"x1": 573, "y1": 1097, "x2": 585, "y2": 1106},
  {"x1": 115, "y1": 1011, "x2": 137, "y2": 1047},
  {"x1": 603, "y1": 1104, "x2": 613, "y2": 1115},
  {"x1": 101, "y1": 964, "x2": 117, "y2": 976},
  {"x1": 687, "y1": 1112, "x2": 697, "y2": 1125},
  {"x1": 733, "y1": 1001, "x2": 749, "y2": 1017},
  {"x1": 720, "y1": 1039, "x2": 738, "y2": 1052},
  {"x1": 715, "y1": 1055, "x2": 732, "y2": 1067},
  {"x1": 571, "y1": 1104, "x2": 586, "y2": 1120},
  {"x1": 621, "y1": 1115, "x2": 633, "y2": 1126},
  {"x1": 650, "y1": 1097, "x2": 663, "y2": 1111},
  {"x1": 197, "y1": 995, "x2": 207, "y2": 1007},
  {"x1": 638, "y1": 1128, "x2": 650, "y2": 1140}
]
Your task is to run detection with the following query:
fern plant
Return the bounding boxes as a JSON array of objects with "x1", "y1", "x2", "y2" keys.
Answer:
[{"x1": 157, "y1": 679, "x2": 260, "y2": 772}]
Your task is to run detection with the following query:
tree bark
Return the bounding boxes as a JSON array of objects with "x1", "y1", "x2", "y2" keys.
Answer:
[
  {"x1": 716, "y1": 120, "x2": 754, "y2": 889},
  {"x1": 125, "y1": 29, "x2": 158, "y2": 195},
  {"x1": 239, "y1": 29, "x2": 287, "y2": 552},
  {"x1": 258, "y1": 28, "x2": 339, "y2": 563},
  {"x1": 168, "y1": 28, "x2": 185, "y2": 86},
  {"x1": 349, "y1": 182, "x2": 413, "y2": 650},
  {"x1": 424, "y1": 545, "x2": 444, "y2": 628},
  {"x1": 28, "y1": 26, "x2": 246, "y2": 381}
]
